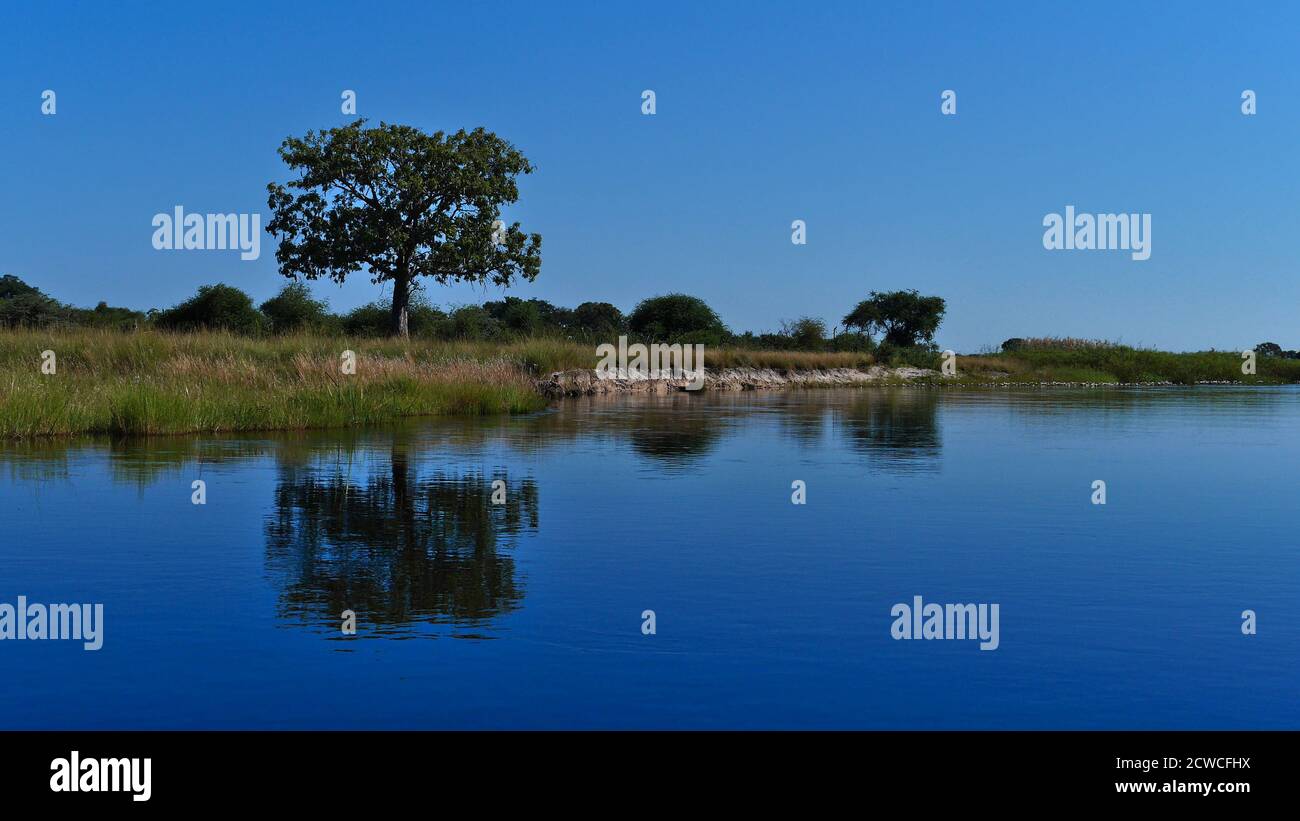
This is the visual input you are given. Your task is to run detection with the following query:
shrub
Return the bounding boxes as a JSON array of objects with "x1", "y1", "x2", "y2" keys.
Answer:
[
  {"x1": 481, "y1": 297, "x2": 577, "y2": 338},
  {"x1": 341, "y1": 301, "x2": 389, "y2": 336},
  {"x1": 780, "y1": 317, "x2": 828, "y2": 350},
  {"x1": 1005, "y1": 337, "x2": 1117, "y2": 351},
  {"x1": 628, "y1": 293, "x2": 728, "y2": 345},
  {"x1": 72, "y1": 301, "x2": 147, "y2": 330},
  {"x1": 830, "y1": 331, "x2": 874, "y2": 353},
  {"x1": 484, "y1": 296, "x2": 544, "y2": 336},
  {"x1": 445, "y1": 305, "x2": 502, "y2": 340},
  {"x1": 873, "y1": 341, "x2": 940, "y2": 369},
  {"x1": 341, "y1": 293, "x2": 445, "y2": 337},
  {"x1": 260, "y1": 283, "x2": 332, "y2": 333},
  {"x1": 571, "y1": 301, "x2": 625, "y2": 339},
  {"x1": 154, "y1": 284, "x2": 265, "y2": 334}
]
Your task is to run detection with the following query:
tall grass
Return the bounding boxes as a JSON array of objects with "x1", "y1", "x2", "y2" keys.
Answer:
[
  {"x1": 687, "y1": 347, "x2": 875, "y2": 370},
  {"x1": 957, "y1": 344, "x2": 1300, "y2": 384},
  {"x1": 0, "y1": 329, "x2": 546, "y2": 438},
  {"x1": 4, "y1": 329, "x2": 1296, "y2": 438},
  {"x1": 0, "y1": 328, "x2": 894, "y2": 439},
  {"x1": 496, "y1": 339, "x2": 878, "y2": 372}
]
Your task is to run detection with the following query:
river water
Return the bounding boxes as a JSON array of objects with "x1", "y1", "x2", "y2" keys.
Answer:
[{"x1": 1, "y1": 387, "x2": 1295, "y2": 728}]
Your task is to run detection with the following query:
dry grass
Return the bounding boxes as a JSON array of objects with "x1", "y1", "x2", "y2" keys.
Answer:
[
  {"x1": 701, "y1": 347, "x2": 875, "y2": 370},
  {"x1": 0, "y1": 328, "x2": 546, "y2": 438},
  {"x1": 8, "y1": 326, "x2": 1291, "y2": 438}
]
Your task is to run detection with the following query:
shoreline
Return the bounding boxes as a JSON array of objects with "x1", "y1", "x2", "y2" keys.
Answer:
[
  {"x1": 3, "y1": 328, "x2": 1299, "y2": 439},
  {"x1": 536, "y1": 365, "x2": 938, "y2": 396},
  {"x1": 1, "y1": 367, "x2": 1292, "y2": 441},
  {"x1": 536, "y1": 367, "x2": 1295, "y2": 397}
]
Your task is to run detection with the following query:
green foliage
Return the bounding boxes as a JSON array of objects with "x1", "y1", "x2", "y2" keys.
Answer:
[
  {"x1": 342, "y1": 294, "x2": 445, "y2": 337},
  {"x1": 266, "y1": 119, "x2": 542, "y2": 336},
  {"x1": 477, "y1": 296, "x2": 556, "y2": 337},
  {"x1": 780, "y1": 317, "x2": 828, "y2": 350},
  {"x1": 1001, "y1": 336, "x2": 1116, "y2": 352},
  {"x1": 628, "y1": 293, "x2": 728, "y2": 345},
  {"x1": 445, "y1": 305, "x2": 502, "y2": 340},
  {"x1": 493, "y1": 296, "x2": 543, "y2": 334},
  {"x1": 873, "y1": 341, "x2": 941, "y2": 369},
  {"x1": 154, "y1": 284, "x2": 266, "y2": 334},
  {"x1": 1254, "y1": 341, "x2": 1300, "y2": 359},
  {"x1": 0, "y1": 275, "x2": 70, "y2": 327},
  {"x1": 0, "y1": 275, "x2": 143, "y2": 329},
  {"x1": 829, "y1": 330, "x2": 874, "y2": 353},
  {"x1": 340, "y1": 301, "x2": 390, "y2": 336},
  {"x1": 571, "y1": 301, "x2": 625, "y2": 339},
  {"x1": 13, "y1": 270, "x2": 1300, "y2": 391},
  {"x1": 260, "y1": 282, "x2": 333, "y2": 333},
  {"x1": 0, "y1": 328, "x2": 546, "y2": 438},
  {"x1": 843, "y1": 290, "x2": 946, "y2": 346},
  {"x1": 0, "y1": 274, "x2": 47, "y2": 302},
  {"x1": 71, "y1": 301, "x2": 148, "y2": 330},
  {"x1": 963, "y1": 344, "x2": 1300, "y2": 385},
  {"x1": 729, "y1": 325, "x2": 873, "y2": 353}
]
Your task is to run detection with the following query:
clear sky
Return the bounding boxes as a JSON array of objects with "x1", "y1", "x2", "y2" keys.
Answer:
[{"x1": 3, "y1": 1, "x2": 1298, "y2": 351}]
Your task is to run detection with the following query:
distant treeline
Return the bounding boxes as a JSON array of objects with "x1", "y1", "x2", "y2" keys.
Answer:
[
  {"x1": 0, "y1": 275, "x2": 147, "y2": 330},
  {"x1": 7, "y1": 275, "x2": 1292, "y2": 364},
  {"x1": 1252, "y1": 341, "x2": 1300, "y2": 360},
  {"x1": 999, "y1": 335, "x2": 1300, "y2": 360},
  {"x1": 0, "y1": 275, "x2": 943, "y2": 356}
]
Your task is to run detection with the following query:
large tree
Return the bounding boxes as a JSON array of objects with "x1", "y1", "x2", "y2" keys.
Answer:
[
  {"x1": 266, "y1": 119, "x2": 542, "y2": 337},
  {"x1": 842, "y1": 289, "x2": 945, "y2": 347}
]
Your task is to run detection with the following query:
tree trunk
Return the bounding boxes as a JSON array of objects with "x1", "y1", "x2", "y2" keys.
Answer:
[{"x1": 389, "y1": 275, "x2": 411, "y2": 338}]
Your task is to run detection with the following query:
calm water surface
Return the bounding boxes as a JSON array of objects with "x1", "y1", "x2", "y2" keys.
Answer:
[{"x1": 1, "y1": 387, "x2": 1295, "y2": 729}]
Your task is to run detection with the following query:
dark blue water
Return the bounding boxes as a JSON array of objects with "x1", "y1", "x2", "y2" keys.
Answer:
[{"x1": 1, "y1": 387, "x2": 1295, "y2": 729}]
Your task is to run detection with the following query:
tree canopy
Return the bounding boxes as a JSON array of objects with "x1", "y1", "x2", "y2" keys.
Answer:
[
  {"x1": 628, "y1": 294, "x2": 728, "y2": 345},
  {"x1": 842, "y1": 290, "x2": 946, "y2": 346},
  {"x1": 266, "y1": 119, "x2": 542, "y2": 337},
  {"x1": 0, "y1": 274, "x2": 144, "y2": 329},
  {"x1": 571, "y1": 301, "x2": 625, "y2": 338}
]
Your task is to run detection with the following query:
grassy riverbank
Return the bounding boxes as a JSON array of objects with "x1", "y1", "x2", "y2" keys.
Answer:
[
  {"x1": 0, "y1": 329, "x2": 876, "y2": 438},
  {"x1": 0, "y1": 329, "x2": 548, "y2": 438},
  {"x1": 2, "y1": 330, "x2": 1297, "y2": 438},
  {"x1": 0, "y1": 330, "x2": 882, "y2": 438},
  {"x1": 945, "y1": 343, "x2": 1300, "y2": 385}
]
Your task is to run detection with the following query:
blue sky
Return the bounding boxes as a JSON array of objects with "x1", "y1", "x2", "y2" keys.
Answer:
[{"x1": 2, "y1": 1, "x2": 1298, "y2": 351}]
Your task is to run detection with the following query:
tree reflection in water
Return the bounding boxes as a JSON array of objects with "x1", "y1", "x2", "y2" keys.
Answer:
[
  {"x1": 835, "y1": 389, "x2": 941, "y2": 470},
  {"x1": 265, "y1": 441, "x2": 538, "y2": 637}
]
